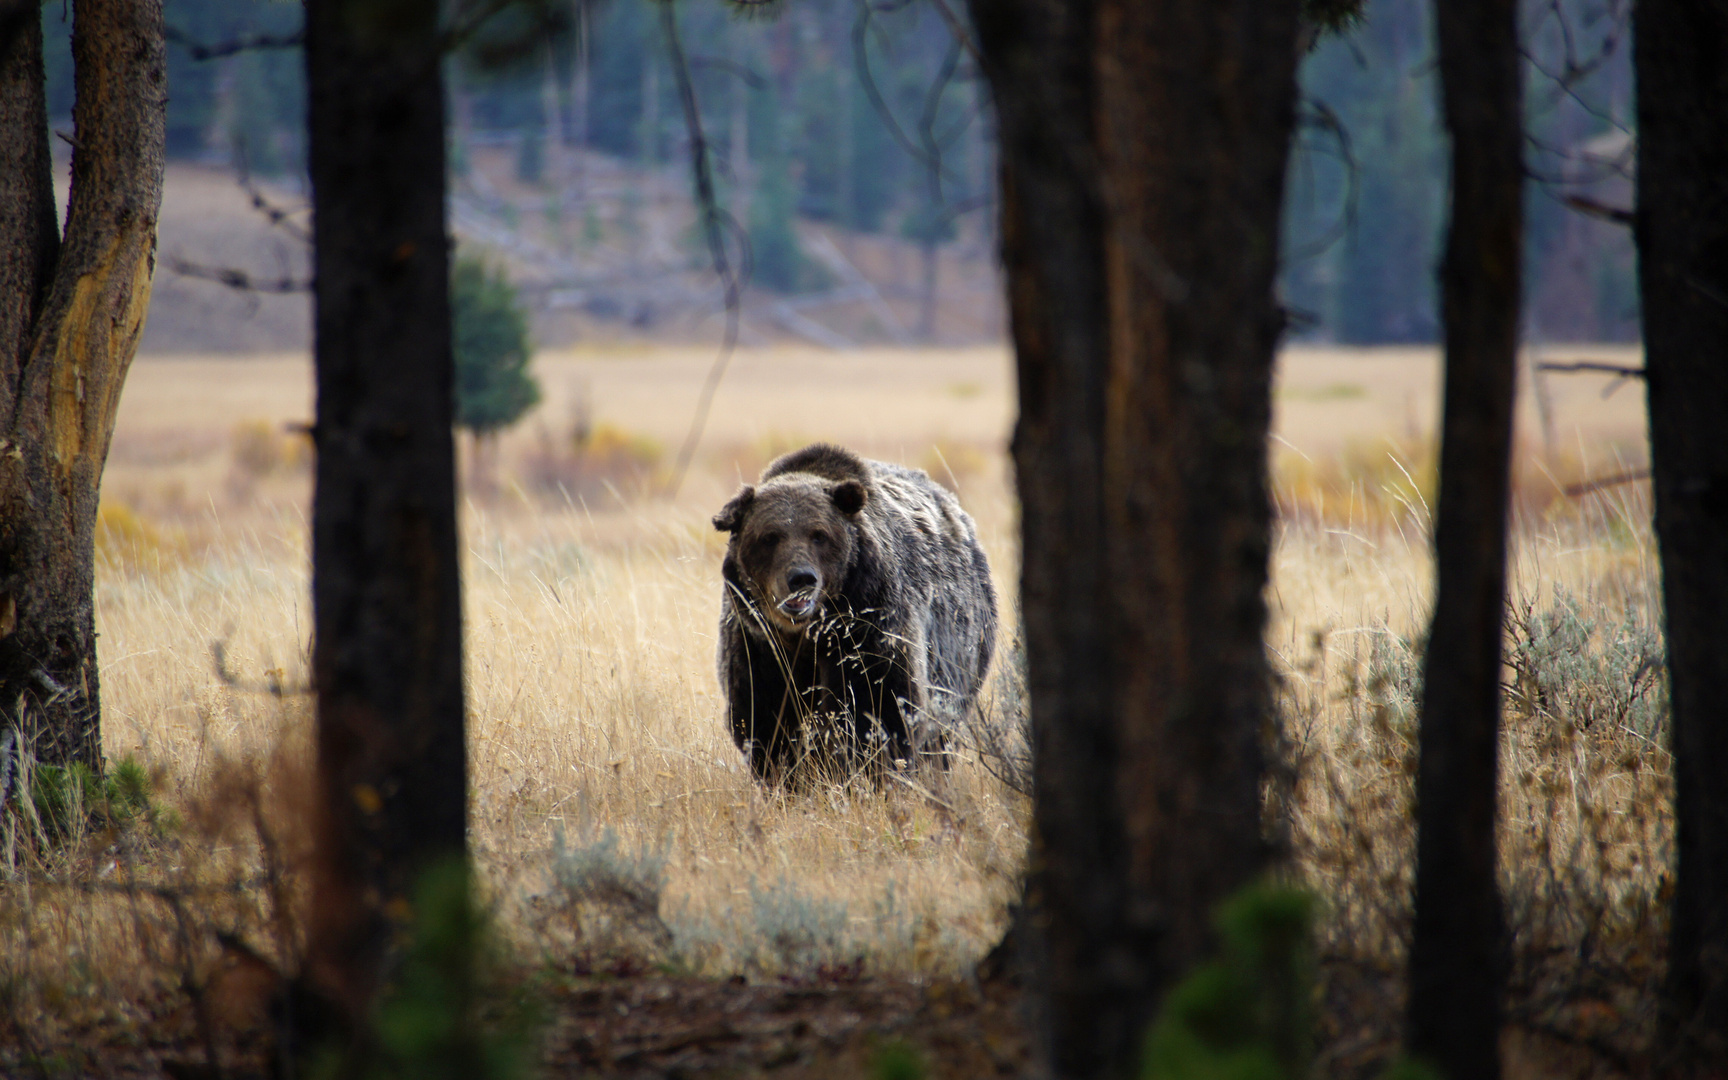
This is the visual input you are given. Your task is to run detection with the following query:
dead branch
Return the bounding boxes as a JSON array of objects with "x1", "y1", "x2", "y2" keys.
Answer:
[
  {"x1": 849, "y1": 0, "x2": 967, "y2": 187},
  {"x1": 916, "y1": 34, "x2": 965, "y2": 207},
  {"x1": 926, "y1": 0, "x2": 982, "y2": 66},
  {"x1": 661, "y1": 0, "x2": 750, "y2": 498},
  {"x1": 688, "y1": 56, "x2": 767, "y2": 90},
  {"x1": 234, "y1": 149, "x2": 313, "y2": 244},
  {"x1": 1564, "y1": 469, "x2": 1650, "y2": 499},
  {"x1": 1287, "y1": 94, "x2": 1362, "y2": 262},
  {"x1": 165, "y1": 25, "x2": 304, "y2": 62},
  {"x1": 1562, "y1": 194, "x2": 1634, "y2": 226},
  {"x1": 1536, "y1": 360, "x2": 1645, "y2": 377},
  {"x1": 167, "y1": 255, "x2": 309, "y2": 295}
]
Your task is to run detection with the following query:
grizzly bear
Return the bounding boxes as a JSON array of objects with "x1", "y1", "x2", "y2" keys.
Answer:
[{"x1": 713, "y1": 443, "x2": 997, "y2": 783}]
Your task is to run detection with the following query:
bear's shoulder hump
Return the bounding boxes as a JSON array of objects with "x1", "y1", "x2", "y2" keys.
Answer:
[{"x1": 763, "y1": 443, "x2": 873, "y2": 485}]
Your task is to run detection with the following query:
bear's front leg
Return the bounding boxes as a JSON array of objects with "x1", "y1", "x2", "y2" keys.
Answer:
[
  {"x1": 850, "y1": 646, "x2": 918, "y2": 771},
  {"x1": 724, "y1": 629, "x2": 802, "y2": 782}
]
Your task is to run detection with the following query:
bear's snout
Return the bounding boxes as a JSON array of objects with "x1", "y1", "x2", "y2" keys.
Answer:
[{"x1": 777, "y1": 566, "x2": 821, "y2": 624}]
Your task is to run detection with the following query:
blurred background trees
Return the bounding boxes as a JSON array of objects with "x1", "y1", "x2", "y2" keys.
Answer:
[{"x1": 34, "y1": 0, "x2": 1636, "y2": 346}]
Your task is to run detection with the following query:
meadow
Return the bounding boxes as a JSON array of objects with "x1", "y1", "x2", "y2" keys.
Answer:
[{"x1": 1, "y1": 343, "x2": 1665, "y2": 1077}]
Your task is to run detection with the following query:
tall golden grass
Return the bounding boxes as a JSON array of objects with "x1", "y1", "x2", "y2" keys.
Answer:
[{"x1": 1, "y1": 345, "x2": 1667, "y2": 1075}]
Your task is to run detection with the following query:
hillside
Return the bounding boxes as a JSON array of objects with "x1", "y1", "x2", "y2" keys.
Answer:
[{"x1": 135, "y1": 149, "x2": 1005, "y2": 356}]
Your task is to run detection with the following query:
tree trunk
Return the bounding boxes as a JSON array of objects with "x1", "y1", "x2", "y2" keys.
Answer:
[
  {"x1": 1405, "y1": 0, "x2": 1523, "y2": 1074},
  {"x1": 968, "y1": 2, "x2": 1300, "y2": 1076},
  {"x1": 0, "y1": 0, "x2": 165, "y2": 773},
  {"x1": 1635, "y1": 0, "x2": 1728, "y2": 1070},
  {"x1": 301, "y1": 0, "x2": 467, "y2": 1026}
]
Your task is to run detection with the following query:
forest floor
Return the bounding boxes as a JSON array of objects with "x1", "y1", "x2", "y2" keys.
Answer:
[{"x1": 4, "y1": 343, "x2": 1661, "y2": 1079}]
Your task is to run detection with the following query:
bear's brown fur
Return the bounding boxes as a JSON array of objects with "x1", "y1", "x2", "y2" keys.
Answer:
[{"x1": 713, "y1": 443, "x2": 997, "y2": 783}]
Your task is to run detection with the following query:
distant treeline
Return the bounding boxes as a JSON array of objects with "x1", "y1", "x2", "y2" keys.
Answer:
[
  {"x1": 37, "y1": 0, "x2": 1636, "y2": 343},
  {"x1": 1282, "y1": 0, "x2": 1637, "y2": 344}
]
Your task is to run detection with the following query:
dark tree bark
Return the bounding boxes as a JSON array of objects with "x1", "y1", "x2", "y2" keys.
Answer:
[
  {"x1": 1404, "y1": 0, "x2": 1523, "y2": 1074},
  {"x1": 0, "y1": 0, "x2": 165, "y2": 772},
  {"x1": 968, "y1": 2, "x2": 1301, "y2": 1076},
  {"x1": 301, "y1": 0, "x2": 467, "y2": 1025},
  {"x1": 1635, "y1": 1, "x2": 1728, "y2": 1070}
]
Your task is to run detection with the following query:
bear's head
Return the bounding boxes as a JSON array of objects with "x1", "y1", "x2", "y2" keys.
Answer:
[{"x1": 713, "y1": 476, "x2": 867, "y2": 635}]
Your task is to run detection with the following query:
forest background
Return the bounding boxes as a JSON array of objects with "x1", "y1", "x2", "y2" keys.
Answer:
[
  {"x1": 36, "y1": 0, "x2": 1637, "y2": 353},
  {"x1": 3, "y1": 0, "x2": 1678, "y2": 1075}
]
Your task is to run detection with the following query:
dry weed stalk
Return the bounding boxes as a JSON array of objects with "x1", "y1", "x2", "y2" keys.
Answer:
[
  {"x1": 1271, "y1": 505, "x2": 1671, "y2": 1077},
  {"x1": 0, "y1": 701, "x2": 314, "y2": 1077},
  {"x1": 3, "y1": 409, "x2": 1669, "y2": 1074}
]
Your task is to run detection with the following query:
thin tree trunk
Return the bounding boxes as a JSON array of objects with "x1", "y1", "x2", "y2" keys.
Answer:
[
  {"x1": 1405, "y1": 0, "x2": 1523, "y2": 1074},
  {"x1": 301, "y1": 0, "x2": 466, "y2": 1027},
  {"x1": 969, "y1": 1, "x2": 1300, "y2": 1076},
  {"x1": 0, "y1": 0, "x2": 164, "y2": 773},
  {"x1": 1635, "y1": 0, "x2": 1728, "y2": 1070}
]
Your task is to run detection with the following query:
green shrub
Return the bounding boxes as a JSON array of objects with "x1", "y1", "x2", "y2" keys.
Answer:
[
  {"x1": 9, "y1": 753, "x2": 157, "y2": 843},
  {"x1": 316, "y1": 858, "x2": 538, "y2": 1080},
  {"x1": 452, "y1": 256, "x2": 541, "y2": 437},
  {"x1": 872, "y1": 1038, "x2": 927, "y2": 1080},
  {"x1": 1141, "y1": 883, "x2": 1316, "y2": 1080},
  {"x1": 1506, "y1": 586, "x2": 1667, "y2": 739}
]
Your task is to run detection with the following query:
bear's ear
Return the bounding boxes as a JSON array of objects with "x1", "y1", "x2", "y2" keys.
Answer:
[
  {"x1": 713, "y1": 485, "x2": 756, "y2": 532},
  {"x1": 830, "y1": 479, "x2": 866, "y2": 516}
]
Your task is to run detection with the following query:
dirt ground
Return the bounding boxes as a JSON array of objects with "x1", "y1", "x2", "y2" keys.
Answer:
[{"x1": 26, "y1": 973, "x2": 1029, "y2": 1079}]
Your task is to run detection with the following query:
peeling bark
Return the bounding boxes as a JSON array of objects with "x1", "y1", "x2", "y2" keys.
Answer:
[{"x1": 0, "y1": 0, "x2": 165, "y2": 772}]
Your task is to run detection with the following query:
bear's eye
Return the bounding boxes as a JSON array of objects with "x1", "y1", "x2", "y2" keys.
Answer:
[
  {"x1": 810, "y1": 530, "x2": 830, "y2": 548},
  {"x1": 753, "y1": 531, "x2": 783, "y2": 554}
]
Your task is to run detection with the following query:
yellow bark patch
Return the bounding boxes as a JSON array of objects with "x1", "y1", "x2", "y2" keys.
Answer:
[{"x1": 49, "y1": 227, "x2": 156, "y2": 472}]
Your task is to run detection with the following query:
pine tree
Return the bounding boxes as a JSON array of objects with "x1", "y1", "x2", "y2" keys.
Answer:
[{"x1": 452, "y1": 257, "x2": 540, "y2": 436}]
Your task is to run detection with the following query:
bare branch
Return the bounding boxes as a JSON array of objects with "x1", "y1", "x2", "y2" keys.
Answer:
[
  {"x1": 234, "y1": 147, "x2": 313, "y2": 244},
  {"x1": 1286, "y1": 94, "x2": 1361, "y2": 263},
  {"x1": 925, "y1": 0, "x2": 982, "y2": 67},
  {"x1": 1561, "y1": 193, "x2": 1633, "y2": 226},
  {"x1": 1521, "y1": 0, "x2": 1629, "y2": 124},
  {"x1": 438, "y1": 0, "x2": 523, "y2": 57},
  {"x1": 1535, "y1": 360, "x2": 1645, "y2": 377},
  {"x1": 688, "y1": 55, "x2": 767, "y2": 90},
  {"x1": 167, "y1": 255, "x2": 309, "y2": 294},
  {"x1": 916, "y1": 35, "x2": 964, "y2": 207},
  {"x1": 850, "y1": 0, "x2": 964, "y2": 183},
  {"x1": 1563, "y1": 468, "x2": 1650, "y2": 499},
  {"x1": 164, "y1": 25, "x2": 304, "y2": 62},
  {"x1": 660, "y1": 0, "x2": 750, "y2": 498}
]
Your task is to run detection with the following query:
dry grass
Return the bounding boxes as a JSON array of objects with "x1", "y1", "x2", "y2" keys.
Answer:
[
  {"x1": 1269, "y1": 466, "x2": 1667, "y2": 1075},
  {"x1": 1, "y1": 344, "x2": 1670, "y2": 1076}
]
